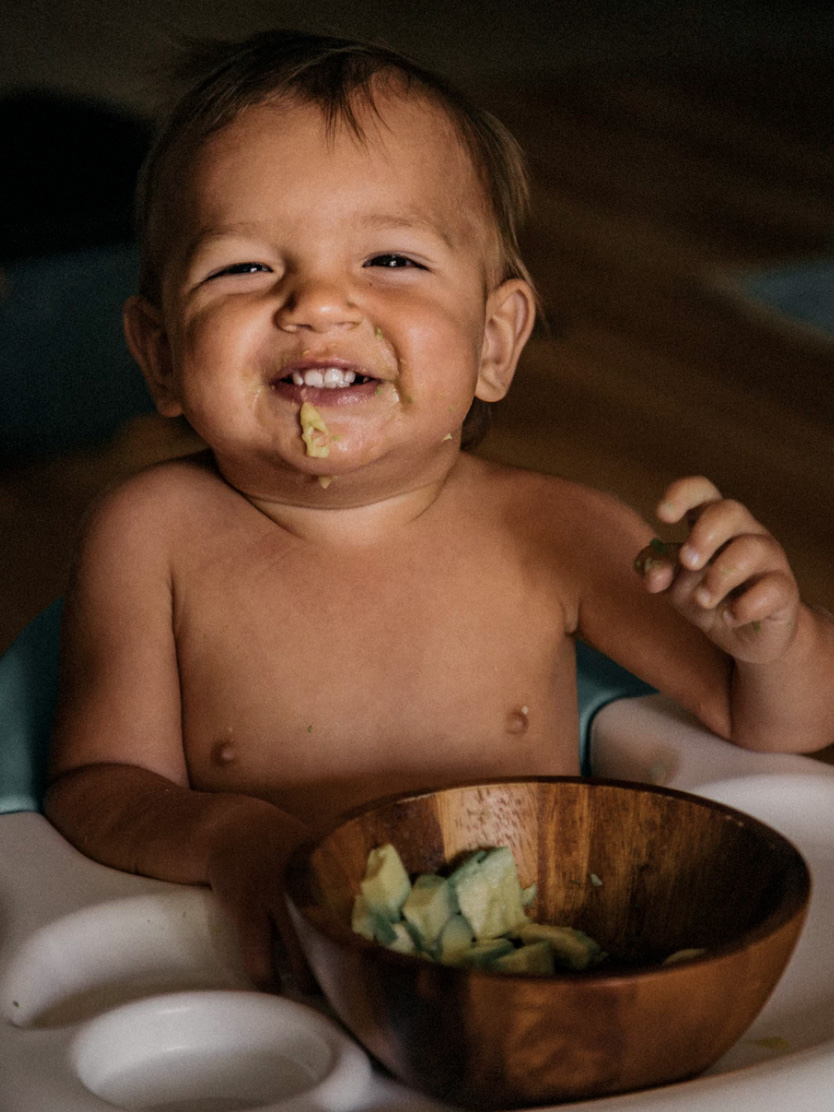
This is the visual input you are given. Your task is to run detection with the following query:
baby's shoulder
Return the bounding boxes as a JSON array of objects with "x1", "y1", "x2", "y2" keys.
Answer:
[
  {"x1": 77, "y1": 451, "x2": 227, "y2": 554},
  {"x1": 468, "y1": 458, "x2": 649, "y2": 543}
]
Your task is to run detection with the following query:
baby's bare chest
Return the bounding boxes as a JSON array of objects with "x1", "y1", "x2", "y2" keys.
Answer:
[{"x1": 172, "y1": 528, "x2": 580, "y2": 820}]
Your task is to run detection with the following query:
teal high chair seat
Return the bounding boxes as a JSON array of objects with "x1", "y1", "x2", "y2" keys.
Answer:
[
  {"x1": 0, "y1": 600, "x2": 653, "y2": 814},
  {"x1": 0, "y1": 600, "x2": 63, "y2": 813}
]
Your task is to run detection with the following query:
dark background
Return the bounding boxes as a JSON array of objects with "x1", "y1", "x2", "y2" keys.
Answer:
[{"x1": 4, "y1": 1, "x2": 834, "y2": 112}]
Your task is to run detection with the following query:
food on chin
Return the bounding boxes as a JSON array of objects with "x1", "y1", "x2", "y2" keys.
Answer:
[{"x1": 299, "y1": 402, "x2": 330, "y2": 458}]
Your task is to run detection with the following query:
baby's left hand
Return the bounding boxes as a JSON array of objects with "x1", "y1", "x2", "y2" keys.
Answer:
[{"x1": 634, "y1": 476, "x2": 800, "y2": 663}]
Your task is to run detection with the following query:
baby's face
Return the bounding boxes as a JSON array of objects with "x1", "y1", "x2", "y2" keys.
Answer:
[{"x1": 142, "y1": 93, "x2": 525, "y2": 499}]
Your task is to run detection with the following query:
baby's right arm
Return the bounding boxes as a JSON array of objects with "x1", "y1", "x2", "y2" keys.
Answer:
[{"x1": 44, "y1": 469, "x2": 310, "y2": 989}]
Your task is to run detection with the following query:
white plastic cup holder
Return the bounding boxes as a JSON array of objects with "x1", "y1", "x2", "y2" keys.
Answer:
[{"x1": 68, "y1": 989, "x2": 372, "y2": 1111}]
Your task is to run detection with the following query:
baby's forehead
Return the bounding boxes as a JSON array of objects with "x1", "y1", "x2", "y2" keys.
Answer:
[
  {"x1": 201, "y1": 91, "x2": 496, "y2": 231},
  {"x1": 230, "y1": 91, "x2": 484, "y2": 191}
]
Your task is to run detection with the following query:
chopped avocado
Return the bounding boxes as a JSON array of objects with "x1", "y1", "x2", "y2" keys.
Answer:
[
  {"x1": 371, "y1": 914, "x2": 399, "y2": 946},
  {"x1": 385, "y1": 921, "x2": 418, "y2": 955},
  {"x1": 453, "y1": 938, "x2": 514, "y2": 968},
  {"x1": 351, "y1": 894, "x2": 376, "y2": 941},
  {"x1": 350, "y1": 843, "x2": 615, "y2": 978},
  {"x1": 436, "y1": 912, "x2": 475, "y2": 962},
  {"x1": 517, "y1": 923, "x2": 607, "y2": 970},
  {"x1": 359, "y1": 843, "x2": 412, "y2": 920},
  {"x1": 448, "y1": 849, "x2": 487, "y2": 885},
  {"x1": 492, "y1": 940, "x2": 555, "y2": 976},
  {"x1": 663, "y1": 947, "x2": 707, "y2": 965},
  {"x1": 352, "y1": 896, "x2": 416, "y2": 947},
  {"x1": 450, "y1": 846, "x2": 529, "y2": 940},
  {"x1": 402, "y1": 874, "x2": 457, "y2": 947}
]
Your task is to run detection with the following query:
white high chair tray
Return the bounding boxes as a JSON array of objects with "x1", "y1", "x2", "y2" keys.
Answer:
[{"x1": 1, "y1": 694, "x2": 833, "y2": 1112}]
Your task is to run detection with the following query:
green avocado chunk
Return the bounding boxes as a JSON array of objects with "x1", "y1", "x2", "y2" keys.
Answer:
[
  {"x1": 492, "y1": 940, "x2": 555, "y2": 975},
  {"x1": 359, "y1": 843, "x2": 412, "y2": 920},
  {"x1": 453, "y1": 938, "x2": 515, "y2": 968},
  {"x1": 450, "y1": 846, "x2": 529, "y2": 940},
  {"x1": 402, "y1": 873, "x2": 458, "y2": 947},
  {"x1": 516, "y1": 923, "x2": 607, "y2": 970}
]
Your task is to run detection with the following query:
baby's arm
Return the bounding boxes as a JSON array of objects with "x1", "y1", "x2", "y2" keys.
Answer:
[
  {"x1": 635, "y1": 476, "x2": 834, "y2": 751},
  {"x1": 44, "y1": 471, "x2": 309, "y2": 989}
]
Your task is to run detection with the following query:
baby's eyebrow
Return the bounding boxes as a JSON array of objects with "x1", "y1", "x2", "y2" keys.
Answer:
[
  {"x1": 186, "y1": 223, "x2": 263, "y2": 255},
  {"x1": 359, "y1": 212, "x2": 456, "y2": 250}
]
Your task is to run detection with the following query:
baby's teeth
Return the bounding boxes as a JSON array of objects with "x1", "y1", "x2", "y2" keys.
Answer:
[{"x1": 293, "y1": 367, "x2": 358, "y2": 388}]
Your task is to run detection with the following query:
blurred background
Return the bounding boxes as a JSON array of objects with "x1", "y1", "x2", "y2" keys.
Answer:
[{"x1": 2, "y1": 0, "x2": 834, "y2": 757}]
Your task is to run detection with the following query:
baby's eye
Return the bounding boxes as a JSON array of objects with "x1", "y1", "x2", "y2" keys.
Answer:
[
  {"x1": 365, "y1": 254, "x2": 425, "y2": 270},
  {"x1": 208, "y1": 262, "x2": 272, "y2": 280}
]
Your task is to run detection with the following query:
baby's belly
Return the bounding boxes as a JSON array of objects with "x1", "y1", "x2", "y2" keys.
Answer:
[{"x1": 183, "y1": 676, "x2": 581, "y2": 831}]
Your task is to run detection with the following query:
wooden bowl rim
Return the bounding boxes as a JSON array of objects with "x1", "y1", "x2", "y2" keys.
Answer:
[{"x1": 284, "y1": 775, "x2": 811, "y2": 983}]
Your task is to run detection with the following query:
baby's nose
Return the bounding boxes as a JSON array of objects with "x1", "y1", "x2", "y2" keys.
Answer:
[{"x1": 274, "y1": 274, "x2": 362, "y2": 333}]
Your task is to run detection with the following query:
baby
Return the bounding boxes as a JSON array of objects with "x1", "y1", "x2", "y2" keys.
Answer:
[{"x1": 45, "y1": 30, "x2": 834, "y2": 989}]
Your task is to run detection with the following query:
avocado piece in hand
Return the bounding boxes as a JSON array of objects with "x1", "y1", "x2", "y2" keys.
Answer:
[{"x1": 634, "y1": 538, "x2": 683, "y2": 576}]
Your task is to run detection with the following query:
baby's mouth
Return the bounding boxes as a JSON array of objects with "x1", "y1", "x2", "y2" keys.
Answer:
[
  {"x1": 270, "y1": 362, "x2": 385, "y2": 405},
  {"x1": 284, "y1": 366, "x2": 374, "y2": 389}
]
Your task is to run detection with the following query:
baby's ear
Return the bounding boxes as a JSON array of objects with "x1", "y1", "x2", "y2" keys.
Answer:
[
  {"x1": 476, "y1": 279, "x2": 536, "y2": 402},
  {"x1": 123, "y1": 295, "x2": 183, "y2": 418}
]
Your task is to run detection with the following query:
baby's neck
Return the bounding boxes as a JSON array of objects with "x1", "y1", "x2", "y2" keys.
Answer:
[
  {"x1": 244, "y1": 478, "x2": 449, "y2": 544},
  {"x1": 211, "y1": 444, "x2": 475, "y2": 544}
]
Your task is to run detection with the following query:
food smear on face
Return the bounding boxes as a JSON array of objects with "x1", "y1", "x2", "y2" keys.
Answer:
[
  {"x1": 299, "y1": 402, "x2": 330, "y2": 458},
  {"x1": 318, "y1": 475, "x2": 334, "y2": 489}
]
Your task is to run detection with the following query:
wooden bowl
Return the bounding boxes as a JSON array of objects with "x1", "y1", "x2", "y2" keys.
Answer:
[{"x1": 284, "y1": 778, "x2": 810, "y2": 1109}]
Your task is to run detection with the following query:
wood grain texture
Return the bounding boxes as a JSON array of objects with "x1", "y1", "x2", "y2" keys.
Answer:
[{"x1": 284, "y1": 778, "x2": 809, "y2": 1108}]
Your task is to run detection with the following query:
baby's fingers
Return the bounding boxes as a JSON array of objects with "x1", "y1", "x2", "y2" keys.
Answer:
[
  {"x1": 717, "y1": 568, "x2": 799, "y2": 629},
  {"x1": 681, "y1": 501, "x2": 769, "y2": 573},
  {"x1": 690, "y1": 534, "x2": 786, "y2": 611},
  {"x1": 657, "y1": 476, "x2": 723, "y2": 526}
]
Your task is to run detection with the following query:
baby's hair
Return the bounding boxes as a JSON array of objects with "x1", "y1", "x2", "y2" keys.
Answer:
[{"x1": 136, "y1": 29, "x2": 535, "y2": 448}]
